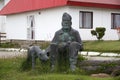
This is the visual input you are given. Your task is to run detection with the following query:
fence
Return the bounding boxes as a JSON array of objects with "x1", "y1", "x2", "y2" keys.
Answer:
[{"x1": 0, "y1": 32, "x2": 6, "y2": 44}]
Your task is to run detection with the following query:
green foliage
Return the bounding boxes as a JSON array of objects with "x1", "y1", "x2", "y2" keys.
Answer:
[
  {"x1": 91, "y1": 30, "x2": 97, "y2": 35},
  {"x1": 77, "y1": 54, "x2": 87, "y2": 61},
  {"x1": 91, "y1": 27, "x2": 106, "y2": 40}
]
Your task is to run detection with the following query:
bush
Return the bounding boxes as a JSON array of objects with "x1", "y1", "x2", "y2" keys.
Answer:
[{"x1": 91, "y1": 27, "x2": 106, "y2": 40}]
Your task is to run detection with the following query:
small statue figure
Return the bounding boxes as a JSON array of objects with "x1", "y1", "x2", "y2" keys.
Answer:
[
  {"x1": 27, "y1": 46, "x2": 49, "y2": 69},
  {"x1": 50, "y1": 12, "x2": 83, "y2": 71}
]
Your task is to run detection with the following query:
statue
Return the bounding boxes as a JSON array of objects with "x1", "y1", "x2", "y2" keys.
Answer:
[
  {"x1": 50, "y1": 12, "x2": 83, "y2": 71},
  {"x1": 27, "y1": 46, "x2": 49, "y2": 69},
  {"x1": 27, "y1": 12, "x2": 83, "y2": 71}
]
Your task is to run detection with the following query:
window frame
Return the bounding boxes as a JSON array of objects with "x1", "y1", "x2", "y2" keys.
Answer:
[
  {"x1": 79, "y1": 11, "x2": 93, "y2": 29},
  {"x1": 111, "y1": 13, "x2": 120, "y2": 29}
]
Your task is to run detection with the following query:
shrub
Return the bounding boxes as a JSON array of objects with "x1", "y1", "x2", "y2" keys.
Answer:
[{"x1": 91, "y1": 27, "x2": 106, "y2": 40}]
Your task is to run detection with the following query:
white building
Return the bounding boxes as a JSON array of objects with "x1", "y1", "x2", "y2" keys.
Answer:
[
  {"x1": 0, "y1": 0, "x2": 120, "y2": 41},
  {"x1": 0, "y1": 0, "x2": 10, "y2": 33}
]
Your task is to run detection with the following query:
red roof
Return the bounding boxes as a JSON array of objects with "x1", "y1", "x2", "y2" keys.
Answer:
[
  {"x1": 68, "y1": 0, "x2": 120, "y2": 9},
  {"x1": 0, "y1": 0, "x2": 67, "y2": 15},
  {"x1": 69, "y1": 0, "x2": 120, "y2": 5},
  {"x1": 0, "y1": 0, "x2": 120, "y2": 15}
]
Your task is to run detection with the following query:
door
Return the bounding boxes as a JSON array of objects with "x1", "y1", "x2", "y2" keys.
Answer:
[{"x1": 27, "y1": 15, "x2": 35, "y2": 40}]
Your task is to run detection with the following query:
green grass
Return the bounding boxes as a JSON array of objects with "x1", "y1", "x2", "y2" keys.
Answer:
[
  {"x1": 83, "y1": 40, "x2": 120, "y2": 53},
  {"x1": 41, "y1": 40, "x2": 120, "y2": 53},
  {"x1": 0, "y1": 40, "x2": 120, "y2": 53},
  {"x1": 0, "y1": 57, "x2": 116, "y2": 80},
  {"x1": 0, "y1": 40, "x2": 120, "y2": 80},
  {"x1": 0, "y1": 42, "x2": 20, "y2": 48}
]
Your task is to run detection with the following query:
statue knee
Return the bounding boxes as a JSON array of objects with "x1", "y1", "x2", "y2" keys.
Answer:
[{"x1": 69, "y1": 42, "x2": 83, "y2": 51}]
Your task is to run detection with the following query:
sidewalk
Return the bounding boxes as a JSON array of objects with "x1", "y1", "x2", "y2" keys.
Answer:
[
  {"x1": 0, "y1": 51, "x2": 27, "y2": 58},
  {"x1": 0, "y1": 48, "x2": 120, "y2": 60},
  {"x1": 79, "y1": 51, "x2": 120, "y2": 61},
  {"x1": 85, "y1": 56, "x2": 120, "y2": 61},
  {"x1": 0, "y1": 51, "x2": 120, "y2": 61}
]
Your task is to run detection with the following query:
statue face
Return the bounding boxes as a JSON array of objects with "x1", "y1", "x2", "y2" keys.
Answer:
[{"x1": 62, "y1": 20, "x2": 71, "y2": 32}]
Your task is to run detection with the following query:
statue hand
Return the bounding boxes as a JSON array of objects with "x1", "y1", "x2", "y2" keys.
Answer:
[{"x1": 59, "y1": 42, "x2": 67, "y2": 47}]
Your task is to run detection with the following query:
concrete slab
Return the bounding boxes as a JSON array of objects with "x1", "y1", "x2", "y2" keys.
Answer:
[
  {"x1": 101, "y1": 53, "x2": 118, "y2": 57},
  {"x1": 88, "y1": 52, "x2": 100, "y2": 56},
  {"x1": 85, "y1": 56, "x2": 120, "y2": 61},
  {"x1": 79, "y1": 51, "x2": 88, "y2": 55}
]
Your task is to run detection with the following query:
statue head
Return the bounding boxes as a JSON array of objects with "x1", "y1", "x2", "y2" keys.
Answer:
[{"x1": 62, "y1": 13, "x2": 72, "y2": 32}]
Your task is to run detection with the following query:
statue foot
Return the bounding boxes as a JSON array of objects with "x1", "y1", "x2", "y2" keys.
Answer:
[{"x1": 50, "y1": 65, "x2": 55, "y2": 72}]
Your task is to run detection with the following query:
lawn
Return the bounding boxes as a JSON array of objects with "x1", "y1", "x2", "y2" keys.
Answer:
[
  {"x1": 83, "y1": 40, "x2": 120, "y2": 53},
  {"x1": 0, "y1": 40, "x2": 120, "y2": 53},
  {"x1": 0, "y1": 40, "x2": 120, "y2": 80},
  {"x1": 0, "y1": 57, "x2": 117, "y2": 80}
]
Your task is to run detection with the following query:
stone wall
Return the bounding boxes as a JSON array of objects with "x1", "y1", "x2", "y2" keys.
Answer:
[
  {"x1": 78, "y1": 60, "x2": 120, "y2": 76},
  {"x1": 1, "y1": 39, "x2": 50, "y2": 48}
]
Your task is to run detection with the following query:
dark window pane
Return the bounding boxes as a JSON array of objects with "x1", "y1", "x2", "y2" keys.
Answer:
[
  {"x1": 111, "y1": 13, "x2": 120, "y2": 29},
  {"x1": 79, "y1": 11, "x2": 93, "y2": 29}
]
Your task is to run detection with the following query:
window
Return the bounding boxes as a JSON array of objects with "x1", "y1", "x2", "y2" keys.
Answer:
[
  {"x1": 79, "y1": 11, "x2": 93, "y2": 29},
  {"x1": 111, "y1": 13, "x2": 120, "y2": 29}
]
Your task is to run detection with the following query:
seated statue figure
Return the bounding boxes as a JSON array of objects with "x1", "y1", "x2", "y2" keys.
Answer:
[{"x1": 50, "y1": 12, "x2": 83, "y2": 71}]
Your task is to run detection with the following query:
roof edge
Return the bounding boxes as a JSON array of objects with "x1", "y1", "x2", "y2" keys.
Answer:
[
  {"x1": 0, "y1": 5, "x2": 67, "y2": 15},
  {"x1": 0, "y1": 0, "x2": 68, "y2": 15},
  {"x1": 67, "y1": 1, "x2": 120, "y2": 9}
]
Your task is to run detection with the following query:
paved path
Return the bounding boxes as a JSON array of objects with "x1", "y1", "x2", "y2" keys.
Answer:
[
  {"x1": 0, "y1": 51, "x2": 120, "y2": 61},
  {"x1": 0, "y1": 51, "x2": 27, "y2": 58},
  {"x1": 85, "y1": 56, "x2": 120, "y2": 61}
]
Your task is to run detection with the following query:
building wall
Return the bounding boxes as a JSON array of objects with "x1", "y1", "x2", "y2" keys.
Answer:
[
  {"x1": 6, "y1": 13, "x2": 27, "y2": 39},
  {"x1": 6, "y1": 7, "x2": 69, "y2": 40},
  {"x1": 0, "y1": 0, "x2": 9, "y2": 33},
  {"x1": 6, "y1": 6, "x2": 120, "y2": 40},
  {"x1": 69, "y1": 7, "x2": 120, "y2": 40},
  {"x1": 68, "y1": 6, "x2": 120, "y2": 40}
]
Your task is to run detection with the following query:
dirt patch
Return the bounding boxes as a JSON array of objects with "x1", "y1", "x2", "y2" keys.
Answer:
[{"x1": 91, "y1": 73, "x2": 110, "y2": 78}]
